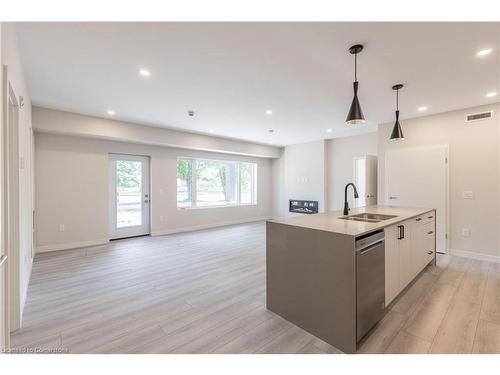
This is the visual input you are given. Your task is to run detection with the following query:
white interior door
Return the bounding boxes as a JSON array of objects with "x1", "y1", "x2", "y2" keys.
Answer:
[
  {"x1": 109, "y1": 154, "x2": 150, "y2": 240},
  {"x1": 385, "y1": 145, "x2": 448, "y2": 254}
]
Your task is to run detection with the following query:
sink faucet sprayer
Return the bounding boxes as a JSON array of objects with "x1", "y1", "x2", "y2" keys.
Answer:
[{"x1": 344, "y1": 183, "x2": 359, "y2": 215}]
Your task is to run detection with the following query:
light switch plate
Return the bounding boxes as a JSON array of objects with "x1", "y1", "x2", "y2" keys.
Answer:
[{"x1": 462, "y1": 191, "x2": 474, "y2": 199}]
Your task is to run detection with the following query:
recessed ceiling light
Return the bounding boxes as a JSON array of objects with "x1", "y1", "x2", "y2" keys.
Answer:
[
  {"x1": 486, "y1": 92, "x2": 498, "y2": 98},
  {"x1": 476, "y1": 48, "x2": 493, "y2": 57},
  {"x1": 139, "y1": 69, "x2": 151, "y2": 77},
  {"x1": 209, "y1": 129, "x2": 215, "y2": 134},
  {"x1": 265, "y1": 110, "x2": 273, "y2": 115},
  {"x1": 107, "y1": 110, "x2": 115, "y2": 116},
  {"x1": 417, "y1": 106, "x2": 428, "y2": 112},
  {"x1": 326, "y1": 128, "x2": 333, "y2": 133}
]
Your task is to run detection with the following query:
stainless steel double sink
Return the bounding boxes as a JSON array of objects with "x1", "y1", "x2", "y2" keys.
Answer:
[{"x1": 339, "y1": 213, "x2": 397, "y2": 223}]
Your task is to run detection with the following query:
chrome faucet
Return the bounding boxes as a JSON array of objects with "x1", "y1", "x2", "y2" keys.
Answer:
[{"x1": 344, "y1": 183, "x2": 359, "y2": 215}]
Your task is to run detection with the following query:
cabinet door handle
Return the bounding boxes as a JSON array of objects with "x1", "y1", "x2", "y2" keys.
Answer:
[
  {"x1": 397, "y1": 225, "x2": 403, "y2": 240},
  {"x1": 428, "y1": 216, "x2": 434, "y2": 219},
  {"x1": 428, "y1": 251, "x2": 433, "y2": 255},
  {"x1": 416, "y1": 218, "x2": 422, "y2": 222},
  {"x1": 428, "y1": 231, "x2": 434, "y2": 234}
]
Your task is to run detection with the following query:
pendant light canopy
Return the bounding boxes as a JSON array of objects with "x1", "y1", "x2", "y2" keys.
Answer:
[
  {"x1": 346, "y1": 44, "x2": 365, "y2": 125},
  {"x1": 390, "y1": 84, "x2": 405, "y2": 141}
]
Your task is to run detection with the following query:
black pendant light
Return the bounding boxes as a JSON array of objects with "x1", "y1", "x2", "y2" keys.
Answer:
[
  {"x1": 390, "y1": 84, "x2": 405, "y2": 140},
  {"x1": 345, "y1": 44, "x2": 365, "y2": 125}
]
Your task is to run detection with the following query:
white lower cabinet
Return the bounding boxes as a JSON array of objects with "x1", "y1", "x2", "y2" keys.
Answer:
[
  {"x1": 384, "y1": 211, "x2": 436, "y2": 306},
  {"x1": 384, "y1": 225, "x2": 400, "y2": 306}
]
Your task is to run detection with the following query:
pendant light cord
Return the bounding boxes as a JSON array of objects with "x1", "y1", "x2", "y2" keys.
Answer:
[
  {"x1": 354, "y1": 52, "x2": 357, "y2": 82},
  {"x1": 396, "y1": 88, "x2": 399, "y2": 110}
]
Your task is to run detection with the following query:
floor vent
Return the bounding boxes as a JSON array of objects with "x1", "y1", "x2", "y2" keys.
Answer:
[{"x1": 465, "y1": 110, "x2": 494, "y2": 123}]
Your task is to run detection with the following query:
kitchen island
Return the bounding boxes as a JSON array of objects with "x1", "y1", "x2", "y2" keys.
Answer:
[{"x1": 266, "y1": 205, "x2": 436, "y2": 353}]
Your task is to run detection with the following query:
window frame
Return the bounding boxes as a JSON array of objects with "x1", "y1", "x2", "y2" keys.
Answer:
[{"x1": 176, "y1": 157, "x2": 258, "y2": 210}]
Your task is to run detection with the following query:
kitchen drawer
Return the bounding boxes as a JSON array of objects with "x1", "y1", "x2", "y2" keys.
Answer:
[
  {"x1": 424, "y1": 222, "x2": 436, "y2": 265},
  {"x1": 423, "y1": 211, "x2": 435, "y2": 225},
  {"x1": 414, "y1": 213, "x2": 433, "y2": 225}
]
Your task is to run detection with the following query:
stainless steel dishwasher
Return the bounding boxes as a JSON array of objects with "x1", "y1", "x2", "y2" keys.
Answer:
[{"x1": 356, "y1": 230, "x2": 385, "y2": 342}]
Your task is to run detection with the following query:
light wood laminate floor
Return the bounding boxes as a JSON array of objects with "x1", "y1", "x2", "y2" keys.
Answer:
[{"x1": 10, "y1": 222, "x2": 500, "y2": 354}]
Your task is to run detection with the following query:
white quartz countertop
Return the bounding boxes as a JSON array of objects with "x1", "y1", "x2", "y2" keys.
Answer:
[{"x1": 268, "y1": 205, "x2": 435, "y2": 237}]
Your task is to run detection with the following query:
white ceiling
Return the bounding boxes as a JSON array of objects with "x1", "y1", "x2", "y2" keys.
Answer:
[{"x1": 16, "y1": 22, "x2": 500, "y2": 146}]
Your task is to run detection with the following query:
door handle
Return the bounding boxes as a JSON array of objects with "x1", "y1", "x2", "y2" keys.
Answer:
[
  {"x1": 389, "y1": 196, "x2": 398, "y2": 200},
  {"x1": 427, "y1": 231, "x2": 434, "y2": 234},
  {"x1": 397, "y1": 225, "x2": 404, "y2": 240},
  {"x1": 416, "y1": 218, "x2": 422, "y2": 222},
  {"x1": 427, "y1": 251, "x2": 433, "y2": 255}
]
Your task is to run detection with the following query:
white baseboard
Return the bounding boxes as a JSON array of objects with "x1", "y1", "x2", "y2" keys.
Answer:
[
  {"x1": 450, "y1": 248, "x2": 500, "y2": 263},
  {"x1": 36, "y1": 238, "x2": 109, "y2": 253},
  {"x1": 151, "y1": 216, "x2": 271, "y2": 237}
]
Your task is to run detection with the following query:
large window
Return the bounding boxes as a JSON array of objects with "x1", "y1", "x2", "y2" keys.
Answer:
[{"x1": 177, "y1": 158, "x2": 257, "y2": 208}]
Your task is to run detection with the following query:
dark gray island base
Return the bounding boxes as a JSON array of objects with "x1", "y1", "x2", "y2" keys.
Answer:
[
  {"x1": 266, "y1": 221, "x2": 357, "y2": 353},
  {"x1": 266, "y1": 205, "x2": 436, "y2": 354}
]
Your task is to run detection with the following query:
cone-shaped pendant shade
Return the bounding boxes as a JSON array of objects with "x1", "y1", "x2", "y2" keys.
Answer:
[
  {"x1": 390, "y1": 110, "x2": 404, "y2": 140},
  {"x1": 346, "y1": 81, "x2": 365, "y2": 125}
]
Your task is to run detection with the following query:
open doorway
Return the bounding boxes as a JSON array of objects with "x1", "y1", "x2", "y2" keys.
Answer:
[{"x1": 353, "y1": 155, "x2": 377, "y2": 208}]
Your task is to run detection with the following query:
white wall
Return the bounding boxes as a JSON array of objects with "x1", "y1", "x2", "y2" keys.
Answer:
[
  {"x1": 1, "y1": 23, "x2": 33, "y2": 320},
  {"x1": 271, "y1": 149, "x2": 285, "y2": 218},
  {"x1": 35, "y1": 132, "x2": 273, "y2": 252},
  {"x1": 326, "y1": 132, "x2": 378, "y2": 211},
  {"x1": 33, "y1": 106, "x2": 280, "y2": 159},
  {"x1": 272, "y1": 136, "x2": 378, "y2": 217},
  {"x1": 378, "y1": 103, "x2": 500, "y2": 261},
  {"x1": 271, "y1": 140, "x2": 326, "y2": 218}
]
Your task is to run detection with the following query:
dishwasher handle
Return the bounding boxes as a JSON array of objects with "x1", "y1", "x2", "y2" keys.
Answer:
[
  {"x1": 355, "y1": 230, "x2": 384, "y2": 251},
  {"x1": 358, "y1": 240, "x2": 384, "y2": 255}
]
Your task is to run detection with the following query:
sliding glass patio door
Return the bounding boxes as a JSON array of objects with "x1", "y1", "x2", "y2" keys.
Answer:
[{"x1": 108, "y1": 154, "x2": 150, "y2": 239}]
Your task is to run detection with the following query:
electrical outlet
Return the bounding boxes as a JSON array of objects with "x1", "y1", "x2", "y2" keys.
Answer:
[
  {"x1": 59, "y1": 224, "x2": 65, "y2": 232},
  {"x1": 461, "y1": 228, "x2": 471, "y2": 237},
  {"x1": 462, "y1": 191, "x2": 474, "y2": 199}
]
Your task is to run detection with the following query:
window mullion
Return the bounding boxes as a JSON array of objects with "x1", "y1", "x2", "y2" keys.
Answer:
[
  {"x1": 191, "y1": 159, "x2": 197, "y2": 208},
  {"x1": 253, "y1": 164, "x2": 257, "y2": 204},
  {"x1": 237, "y1": 162, "x2": 241, "y2": 205}
]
